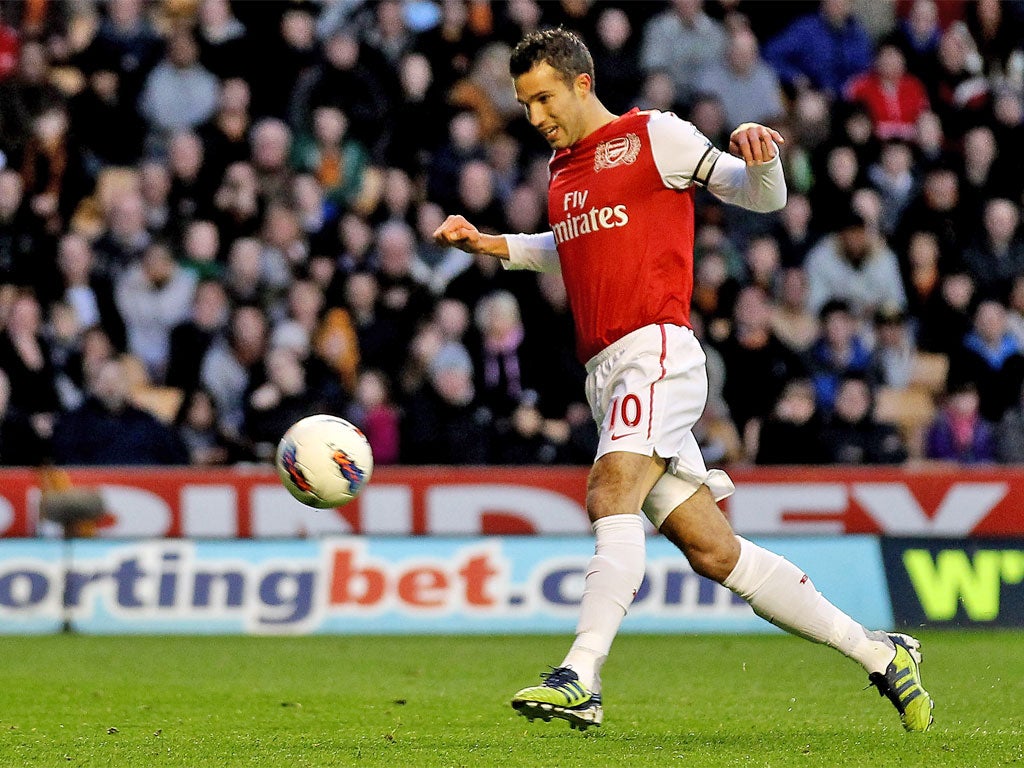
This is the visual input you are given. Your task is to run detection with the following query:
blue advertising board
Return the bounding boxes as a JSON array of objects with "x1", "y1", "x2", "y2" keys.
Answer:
[{"x1": 0, "y1": 537, "x2": 891, "y2": 635}]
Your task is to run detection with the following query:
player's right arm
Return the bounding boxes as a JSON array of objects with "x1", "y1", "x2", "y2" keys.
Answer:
[{"x1": 434, "y1": 215, "x2": 561, "y2": 274}]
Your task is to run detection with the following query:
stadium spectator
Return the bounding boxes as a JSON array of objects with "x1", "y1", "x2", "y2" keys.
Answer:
[
  {"x1": 962, "y1": 198, "x2": 1024, "y2": 300},
  {"x1": 928, "y1": 22, "x2": 990, "y2": 138},
  {"x1": 412, "y1": 0, "x2": 481, "y2": 97},
  {"x1": 196, "y1": 0, "x2": 249, "y2": 80},
  {"x1": 114, "y1": 240, "x2": 197, "y2": 381},
  {"x1": 868, "y1": 140, "x2": 917, "y2": 235},
  {"x1": 868, "y1": 305, "x2": 917, "y2": 389},
  {"x1": 166, "y1": 279, "x2": 229, "y2": 393},
  {"x1": 806, "y1": 299, "x2": 872, "y2": 412},
  {"x1": 925, "y1": 381, "x2": 995, "y2": 464},
  {"x1": 384, "y1": 52, "x2": 445, "y2": 173},
  {"x1": 589, "y1": 6, "x2": 641, "y2": 116},
  {"x1": 290, "y1": 27, "x2": 390, "y2": 151},
  {"x1": 84, "y1": 0, "x2": 162, "y2": 103},
  {"x1": 249, "y1": 117, "x2": 294, "y2": 202},
  {"x1": 772, "y1": 192, "x2": 817, "y2": 267},
  {"x1": 804, "y1": 211, "x2": 906, "y2": 319},
  {"x1": 471, "y1": 289, "x2": 539, "y2": 422},
  {"x1": 845, "y1": 41, "x2": 930, "y2": 141},
  {"x1": 52, "y1": 356, "x2": 187, "y2": 465},
  {"x1": 965, "y1": 0, "x2": 1023, "y2": 85},
  {"x1": 0, "y1": 368, "x2": 46, "y2": 465},
  {"x1": 639, "y1": 0, "x2": 726, "y2": 106},
  {"x1": 93, "y1": 189, "x2": 151, "y2": 280},
  {"x1": 947, "y1": 299, "x2": 1024, "y2": 424},
  {"x1": 292, "y1": 105, "x2": 369, "y2": 209},
  {"x1": 400, "y1": 339, "x2": 489, "y2": 464},
  {"x1": 771, "y1": 266, "x2": 819, "y2": 354},
  {"x1": 21, "y1": 102, "x2": 89, "y2": 230},
  {"x1": 344, "y1": 270, "x2": 402, "y2": 379},
  {"x1": 138, "y1": 27, "x2": 220, "y2": 152},
  {"x1": 374, "y1": 219, "x2": 434, "y2": 339},
  {"x1": 175, "y1": 387, "x2": 234, "y2": 465},
  {"x1": 0, "y1": 171, "x2": 39, "y2": 288},
  {"x1": 892, "y1": 0, "x2": 942, "y2": 80},
  {"x1": 0, "y1": 292, "x2": 59, "y2": 439},
  {"x1": 0, "y1": 40, "x2": 65, "y2": 163},
  {"x1": 251, "y1": 5, "x2": 320, "y2": 120},
  {"x1": 763, "y1": 0, "x2": 873, "y2": 97},
  {"x1": 245, "y1": 347, "x2": 323, "y2": 460},
  {"x1": 70, "y1": 49, "x2": 146, "y2": 171},
  {"x1": 996, "y1": 382, "x2": 1024, "y2": 464},
  {"x1": 695, "y1": 26, "x2": 784, "y2": 128},
  {"x1": 200, "y1": 303, "x2": 267, "y2": 435},
  {"x1": 821, "y1": 375, "x2": 908, "y2": 464},
  {"x1": 212, "y1": 161, "x2": 261, "y2": 243},
  {"x1": 198, "y1": 77, "x2": 254, "y2": 184},
  {"x1": 345, "y1": 368, "x2": 400, "y2": 465},
  {"x1": 718, "y1": 285, "x2": 806, "y2": 440},
  {"x1": 50, "y1": 233, "x2": 126, "y2": 352},
  {"x1": 754, "y1": 378, "x2": 826, "y2": 464}
]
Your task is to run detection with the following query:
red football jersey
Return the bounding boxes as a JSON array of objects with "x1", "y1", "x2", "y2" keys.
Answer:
[
  {"x1": 505, "y1": 108, "x2": 785, "y2": 363},
  {"x1": 547, "y1": 109, "x2": 703, "y2": 362}
]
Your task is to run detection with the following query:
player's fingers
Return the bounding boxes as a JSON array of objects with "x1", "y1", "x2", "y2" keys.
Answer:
[
  {"x1": 768, "y1": 128, "x2": 785, "y2": 144},
  {"x1": 732, "y1": 132, "x2": 754, "y2": 164},
  {"x1": 747, "y1": 130, "x2": 765, "y2": 164}
]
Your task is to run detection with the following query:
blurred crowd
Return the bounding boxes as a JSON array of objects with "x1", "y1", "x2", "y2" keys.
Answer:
[{"x1": 0, "y1": 0, "x2": 1023, "y2": 469}]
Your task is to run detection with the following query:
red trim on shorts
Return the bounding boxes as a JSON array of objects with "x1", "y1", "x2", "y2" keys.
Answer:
[{"x1": 647, "y1": 324, "x2": 668, "y2": 439}]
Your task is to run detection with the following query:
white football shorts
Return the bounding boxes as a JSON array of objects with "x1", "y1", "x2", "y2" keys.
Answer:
[{"x1": 584, "y1": 323, "x2": 735, "y2": 527}]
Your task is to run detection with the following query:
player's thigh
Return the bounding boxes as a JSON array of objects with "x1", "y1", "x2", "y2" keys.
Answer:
[
  {"x1": 586, "y1": 450, "x2": 665, "y2": 521},
  {"x1": 658, "y1": 485, "x2": 740, "y2": 582}
]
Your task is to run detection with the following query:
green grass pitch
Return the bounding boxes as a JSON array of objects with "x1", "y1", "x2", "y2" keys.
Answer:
[{"x1": 1, "y1": 632, "x2": 1021, "y2": 767}]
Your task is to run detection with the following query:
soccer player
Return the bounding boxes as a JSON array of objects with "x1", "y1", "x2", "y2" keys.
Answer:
[{"x1": 434, "y1": 28, "x2": 933, "y2": 733}]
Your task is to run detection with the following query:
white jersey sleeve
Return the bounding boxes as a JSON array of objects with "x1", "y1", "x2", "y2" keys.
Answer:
[
  {"x1": 503, "y1": 232, "x2": 562, "y2": 274},
  {"x1": 646, "y1": 110, "x2": 787, "y2": 213}
]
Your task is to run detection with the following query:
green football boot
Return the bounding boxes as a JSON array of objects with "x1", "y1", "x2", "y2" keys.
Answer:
[
  {"x1": 868, "y1": 633, "x2": 934, "y2": 732},
  {"x1": 511, "y1": 666, "x2": 603, "y2": 730}
]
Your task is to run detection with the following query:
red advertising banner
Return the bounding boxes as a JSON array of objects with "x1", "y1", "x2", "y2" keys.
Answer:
[{"x1": 2, "y1": 465, "x2": 1024, "y2": 539}]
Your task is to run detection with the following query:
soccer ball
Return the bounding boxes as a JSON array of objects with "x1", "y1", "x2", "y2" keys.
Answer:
[{"x1": 275, "y1": 415, "x2": 373, "y2": 508}]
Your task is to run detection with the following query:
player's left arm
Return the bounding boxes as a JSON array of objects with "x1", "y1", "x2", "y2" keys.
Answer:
[
  {"x1": 708, "y1": 123, "x2": 787, "y2": 212},
  {"x1": 647, "y1": 113, "x2": 787, "y2": 213}
]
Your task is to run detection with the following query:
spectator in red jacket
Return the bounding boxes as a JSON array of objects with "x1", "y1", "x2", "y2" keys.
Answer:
[{"x1": 846, "y1": 41, "x2": 930, "y2": 141}]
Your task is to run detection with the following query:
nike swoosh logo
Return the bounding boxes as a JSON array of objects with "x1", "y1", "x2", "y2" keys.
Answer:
[{"x1": 610, "y1": 432, "x2": 639, "y2": 441}]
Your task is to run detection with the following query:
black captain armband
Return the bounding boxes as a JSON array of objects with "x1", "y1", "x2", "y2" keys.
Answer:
[{"x1": 693, "y1": 146, "x2": 722, "y2": 186}]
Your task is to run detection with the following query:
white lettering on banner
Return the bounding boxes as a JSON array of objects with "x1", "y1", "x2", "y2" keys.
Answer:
[
  {"x1": 251, "y1": 486, "x2": 351, "y2": 537},
  {"x1": 852, "y1": 483, "x2": 1008, "y2": 535},
  {"x1": 182, "y1": 486, "x2": 238, "y2": 537},
  {"x1": 728, "y1": 484, "x2": 848, "y2": 534},
  {"x1": 424, "y1": 485, "x2": 590, "y2": 535},
  {"x1": 0, "y1": 497, "x2": 12, "y2": 537},
  {"x1": 98, "y1": 486, "x2": 171, "y2": 537},
  {"x1": 359, "y1": 486, "x2": 413, "y2": 534}
]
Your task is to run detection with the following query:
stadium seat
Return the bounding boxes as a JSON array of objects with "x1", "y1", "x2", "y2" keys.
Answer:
[
  {"x1": 874, "y1": 386, "x2": 936, "y2": 459},
  {"x1": 909, "y1": 352, "x2": 949, "y2": 395},
  {"x1": 131, "y1": 386, "x2": 185, "y2": 425}
]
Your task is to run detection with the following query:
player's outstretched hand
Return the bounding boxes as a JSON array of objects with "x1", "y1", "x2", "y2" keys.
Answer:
[
  {"x1": 434, "y1": 215, "x2": 486, "y2": 253},
  {"x1": 729, "y1": 123, "x2": 785, "y2": 166}
]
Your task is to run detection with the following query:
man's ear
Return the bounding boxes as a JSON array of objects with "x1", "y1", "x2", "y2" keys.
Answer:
[{"x1": 574, "y1": 72, "x2": 592, "y2": 97}]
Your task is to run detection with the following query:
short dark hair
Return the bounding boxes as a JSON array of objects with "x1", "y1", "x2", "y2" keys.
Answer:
[{"x1": 510, "y1": 27, "x2": 594, "y2": 86}]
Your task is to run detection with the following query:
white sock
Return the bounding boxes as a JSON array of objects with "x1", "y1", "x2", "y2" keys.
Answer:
[
  {"x1": 561, "y1": 514, "x2": 646, "y2": 691},
  {"x1": 723, "y1": 536, "x2": 895, "y2": 674}
]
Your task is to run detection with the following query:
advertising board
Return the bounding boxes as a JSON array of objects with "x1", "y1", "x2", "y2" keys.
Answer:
[
  {"x1": 2, "y1": 466, "x2": 1023, "y2": 539},
  {"x1": 0, "y1": 536, "x2": 890, "y2": 635}
]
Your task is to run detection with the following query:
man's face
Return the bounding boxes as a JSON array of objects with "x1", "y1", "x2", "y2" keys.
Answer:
[{"x1": 514, "y1": 62, "x2": 588, "y2": 149}]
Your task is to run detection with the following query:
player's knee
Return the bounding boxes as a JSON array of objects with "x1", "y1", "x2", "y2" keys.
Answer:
[
  {"x1": 686, "y1": 537, "x2": 741, "y2": 583},
  {"x1": 586, "y1": 487, "x2": 622, "y2": 520}
]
